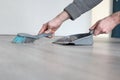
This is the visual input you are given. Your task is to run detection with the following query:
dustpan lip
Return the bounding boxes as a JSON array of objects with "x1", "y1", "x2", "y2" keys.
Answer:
[
  {"x1": 70, "y1": 32, "x2": 91, "y2": 38},
  {"x1": 53, "y1": 41, "x2": 70, "y2": 44}
]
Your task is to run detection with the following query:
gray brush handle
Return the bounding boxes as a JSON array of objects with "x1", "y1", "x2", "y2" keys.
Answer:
[{"x1": 34, "y1": 33, "x2": 52, "y2": 39}]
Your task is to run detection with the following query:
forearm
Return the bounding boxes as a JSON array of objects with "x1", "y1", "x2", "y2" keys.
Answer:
[
  {"x1": 111, "y1": 11, "x2": 120, "y2": 25},
  {"x1": 53, "y1": 11, "x2": 70, "y2": 23}
]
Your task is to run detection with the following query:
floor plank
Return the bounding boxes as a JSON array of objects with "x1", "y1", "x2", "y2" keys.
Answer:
[{"x1": 0, "y1": 36, "x2": 120, "y2": 80}]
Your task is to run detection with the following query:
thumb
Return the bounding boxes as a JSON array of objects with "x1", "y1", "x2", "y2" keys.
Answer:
[
  {"x1": 90, "y1": 20, "x2": 101, "y2": 30},
  {"x1": 44, "y1": 29, "x2": 52, "y2": 34},
  {"x1": 45, "y1": 29, "x2": 54, "y2": 38}
]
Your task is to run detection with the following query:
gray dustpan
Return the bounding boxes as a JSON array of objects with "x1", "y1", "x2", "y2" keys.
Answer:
[{"x1": 53, "y1": 30, "x2": 93, "y2": 46}]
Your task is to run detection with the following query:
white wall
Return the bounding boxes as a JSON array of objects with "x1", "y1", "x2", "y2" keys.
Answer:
[{"x1": 0, "y1": 0, "x2": 91, "y2": 36}]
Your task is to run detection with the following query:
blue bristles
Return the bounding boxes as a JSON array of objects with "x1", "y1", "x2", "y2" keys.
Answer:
[{"x1": 12, "y1": 36, "x2": 26, "y2": 43}]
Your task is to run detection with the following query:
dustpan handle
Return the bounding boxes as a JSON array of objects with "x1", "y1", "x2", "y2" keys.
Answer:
[{"x1": 89, "y1": 30, "x2": 94, "y2": 34}]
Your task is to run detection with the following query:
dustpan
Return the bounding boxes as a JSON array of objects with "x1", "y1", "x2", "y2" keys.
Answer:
[{"x1": 53, "y1": 30, "x2": 93, "y2": 46}]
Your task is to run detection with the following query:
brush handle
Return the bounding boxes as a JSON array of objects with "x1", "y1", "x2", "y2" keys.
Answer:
[{"x1": 35, "y1": 33, "x2": 52, "y2": 39}]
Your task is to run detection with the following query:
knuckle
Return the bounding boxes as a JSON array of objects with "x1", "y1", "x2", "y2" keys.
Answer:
[{"x1": 102, "y1": 29, "x2": 109, "y2": 33}]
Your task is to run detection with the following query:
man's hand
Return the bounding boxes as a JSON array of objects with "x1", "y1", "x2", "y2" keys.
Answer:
[
  {"x1": 39, "y1": 19, "x2": 62, "y2": 37},
  {"x1": 90, "y1": 11, "x2": 120, "y2": 35},
  {"x1": 39, "y1": 11, "x2": 70, "y2": 37}
]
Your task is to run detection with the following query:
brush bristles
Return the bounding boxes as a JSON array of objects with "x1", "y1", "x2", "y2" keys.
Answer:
[
  {"x1": 12, "y1": 36, "x2": 26, "y2": 43},
  {"x1": 12, "y1": 35, "x2": 36, "y2": 43}
]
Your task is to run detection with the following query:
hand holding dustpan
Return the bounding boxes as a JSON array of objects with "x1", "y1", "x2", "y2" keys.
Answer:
[{"x1": 53, "y1": 30, "x2": 93, "y2": 46}]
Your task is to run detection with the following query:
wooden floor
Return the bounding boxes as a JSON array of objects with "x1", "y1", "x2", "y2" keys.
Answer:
[{"x1": 0, "y1": 36, "x2": 120, "y2": 80}]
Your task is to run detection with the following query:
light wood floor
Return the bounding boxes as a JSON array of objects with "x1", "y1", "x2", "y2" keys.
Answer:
[{"x1": 0, "y1": 36, "x2": 120, "y2": 80}]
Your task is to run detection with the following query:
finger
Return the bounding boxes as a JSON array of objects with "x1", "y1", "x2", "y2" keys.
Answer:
[
  {"x1": 90, "y1": 21, "x2": 100, "y2": 30},
  {"x1": 44, "y1": 29, "x2": 54, "y2": 38},
  {"x1": 94, "y1": 27, "x2": 101, "y2": 36},
  {"x1": 45, "y1": 29, "x2": 52, "y2": 33},
  {"x1": 90, "y1": 23, "x2": 98, "y2": 30},
  {"x1": 44, "y1": 30, "x2": 54, "y2": 38},
  {"x1": 39, "y1": 24, "x2": 48, "y2": 34}
]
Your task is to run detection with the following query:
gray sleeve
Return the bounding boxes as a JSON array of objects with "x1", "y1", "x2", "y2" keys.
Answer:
[{"x1": 64, "y1": 0, "x2": 103, "y2": 20}]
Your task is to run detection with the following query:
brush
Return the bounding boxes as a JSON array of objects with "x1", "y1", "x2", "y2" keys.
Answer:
[{"x1": 12, "y1": 33, "x2": 52, "y2": 43}]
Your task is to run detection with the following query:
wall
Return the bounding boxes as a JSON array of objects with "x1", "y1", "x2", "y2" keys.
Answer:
[{"x1": 0, "y1": 0, "x2": 91, "y2": 36}]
